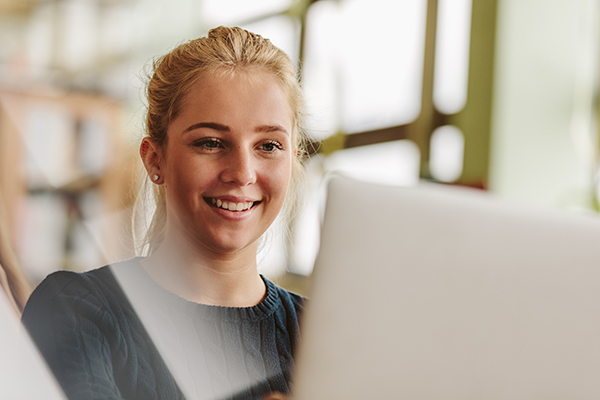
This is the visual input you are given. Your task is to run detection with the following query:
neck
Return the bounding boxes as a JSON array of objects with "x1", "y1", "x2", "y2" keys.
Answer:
[{"x1": 140, "y1": 231, "x2": 265, "y2": 307}]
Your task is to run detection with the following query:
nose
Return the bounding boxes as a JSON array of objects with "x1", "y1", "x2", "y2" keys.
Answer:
[{"x1": 220, "y1": 147, "x2": 257, "y2": 186}]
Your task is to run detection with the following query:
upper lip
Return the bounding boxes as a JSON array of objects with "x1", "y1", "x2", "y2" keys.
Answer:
[{"x1": 205, "y1": 195, "x2": 259, "y2": 203}]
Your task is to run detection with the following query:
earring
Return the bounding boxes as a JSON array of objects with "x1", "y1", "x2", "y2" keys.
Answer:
[{"x1": 152, "y1": 174, "x2": 159, "y2": 182}]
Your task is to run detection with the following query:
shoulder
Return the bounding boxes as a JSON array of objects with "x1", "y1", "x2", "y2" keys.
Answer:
[
  {"x1": 273, "y1": 283, "x2": 305, "y2": 310},
  {"x1": 24, "y1": 262, "x2": 128, "y2": 307},
  {"x1": 262, "y1": 276, "x2": 306, "y2": 321},
  {"x1": 21, "y1": 259, "x2": 140, "y2": 326},
  {"x1": 24, "y1": 267, "x2": 109, "y2": 306}
]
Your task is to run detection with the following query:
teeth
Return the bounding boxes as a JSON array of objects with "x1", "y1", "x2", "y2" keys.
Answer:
[{"x1": 211, "y1": 198, "x2": 253, "y2": 212}]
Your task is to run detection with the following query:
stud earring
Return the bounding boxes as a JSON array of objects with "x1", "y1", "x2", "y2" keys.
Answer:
[{"x1": 152, "y1": 174, "x2": 159, "y2": 182}]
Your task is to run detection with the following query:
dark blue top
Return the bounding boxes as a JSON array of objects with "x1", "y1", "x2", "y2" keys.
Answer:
[{"x1": 22, "y1": 258, "x2": 304, "y2": 400}]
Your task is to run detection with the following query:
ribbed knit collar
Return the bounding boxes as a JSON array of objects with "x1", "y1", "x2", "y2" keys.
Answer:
[{"x1": 122, "y1": 257, "x2": 281, "y2": 323}]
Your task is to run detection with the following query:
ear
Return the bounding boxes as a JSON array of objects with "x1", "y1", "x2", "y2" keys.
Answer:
[{"x1": 140, "y1": 137, "x2": 163, "y2": 184}]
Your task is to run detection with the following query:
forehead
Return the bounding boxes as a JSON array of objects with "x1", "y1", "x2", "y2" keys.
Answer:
[{"x1": 171, "y1": 68, "x2": 294, "y2": 133}]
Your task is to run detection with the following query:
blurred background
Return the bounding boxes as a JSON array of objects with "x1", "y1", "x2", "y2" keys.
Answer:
[{"x1": 0, "y1": 0, "x2": 598, "y2": 294}]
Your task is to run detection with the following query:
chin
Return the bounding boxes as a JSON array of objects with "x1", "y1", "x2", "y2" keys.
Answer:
[{"x1": 202, "y1": 236, "x2": 259, "y2": 256}]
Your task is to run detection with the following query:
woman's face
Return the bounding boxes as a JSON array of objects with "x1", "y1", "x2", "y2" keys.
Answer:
[{"x1": 159, "y1": 70, "x2": 295, "y2": 256}]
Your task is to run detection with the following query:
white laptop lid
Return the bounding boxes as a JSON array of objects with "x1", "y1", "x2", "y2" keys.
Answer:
[
  {"x1": 0, "y1": 291, "x2": 65, "y2": 399},
  {"x1": 293, "y1": 176, "x2": 600, "y2": 400}
]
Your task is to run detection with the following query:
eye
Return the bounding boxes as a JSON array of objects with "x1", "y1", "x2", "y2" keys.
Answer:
[
  {"x1": 192, "y1": 138, "x2": 223, "y2": 150},
  {"x1": 259, "y1": 140, "x2": 283, "y2": 153}
]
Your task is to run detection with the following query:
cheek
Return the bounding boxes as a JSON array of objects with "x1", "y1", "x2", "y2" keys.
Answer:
[
  {"x1": 267, "y1": 159, "x2": 293, "y2": 202},
  {"x1": 165, "y1": 156, "x2": 208, "y2": 200}
]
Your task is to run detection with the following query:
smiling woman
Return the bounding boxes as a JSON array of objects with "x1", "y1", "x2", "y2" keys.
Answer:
[
  {"x1": 21, "y1": 27, "x2": 307, "y2": 400},
  {"x1": 141, "y1": 70, "x2": 294, "y2": 275}
]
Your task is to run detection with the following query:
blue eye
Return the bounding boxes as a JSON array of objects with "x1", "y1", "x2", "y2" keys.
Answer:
[
  {"x1": 193, "y1": 138, "x2": 222, "y2": 149},
  {"x1": 260, "y1": 141, "x2": 283, "y2": 152}
]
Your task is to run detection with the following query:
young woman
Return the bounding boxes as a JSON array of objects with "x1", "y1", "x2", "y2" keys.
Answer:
[{"x1": 22, "y1": 26, "x2": 306, "y2": 400}]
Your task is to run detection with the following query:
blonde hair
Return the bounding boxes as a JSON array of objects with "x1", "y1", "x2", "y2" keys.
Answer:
[{"x1": 134, "y1": 26, "x2": 307, "y2": 255}]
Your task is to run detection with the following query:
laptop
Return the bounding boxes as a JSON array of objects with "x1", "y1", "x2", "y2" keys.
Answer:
[
  {"x1": 0, "y1": 290, "x2": 65, "y2": 399},
  {"x1": 292, "y1": 176, "x2": 600, "y2": 399}
]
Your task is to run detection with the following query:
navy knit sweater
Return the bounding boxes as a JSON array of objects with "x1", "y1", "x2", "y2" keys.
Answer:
[{"x1": 21, "y1": 258, "x2": 304, "y2": 400}]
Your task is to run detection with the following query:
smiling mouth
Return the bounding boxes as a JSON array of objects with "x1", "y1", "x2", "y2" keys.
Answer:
[{"x1": 205, "y1": 197, "x2": 260, "y2": 212}]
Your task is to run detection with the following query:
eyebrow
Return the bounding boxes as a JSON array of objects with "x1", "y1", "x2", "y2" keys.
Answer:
[
  {"x1": 182, "y1": 122, "x2": 289, "y2": 135},
  {"x1": 183, "y1": 122, "x2": 230, "y2": 133},
  {"x1": 256, "y1": 125, "x2": 289, "y2": 135}
]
